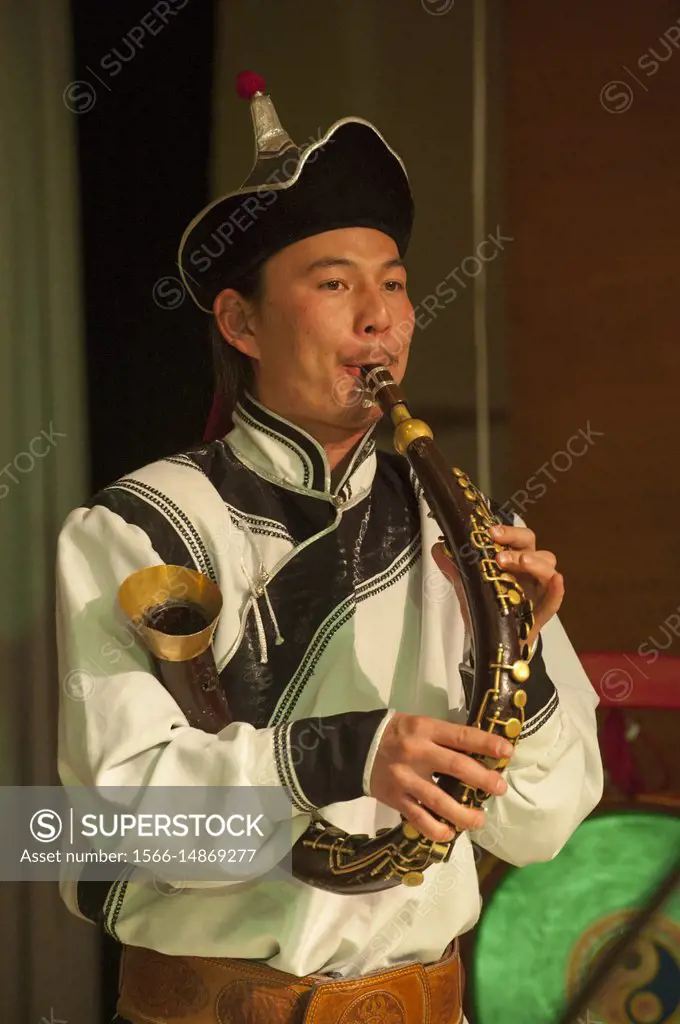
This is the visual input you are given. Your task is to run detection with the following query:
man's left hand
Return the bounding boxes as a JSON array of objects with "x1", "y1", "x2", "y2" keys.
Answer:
[{"x1": 431, "y1": 523, "x2": 564, "y2": 650}]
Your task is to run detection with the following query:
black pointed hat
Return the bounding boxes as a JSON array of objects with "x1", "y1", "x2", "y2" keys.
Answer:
[{"x1": 178, "y1": 71, "x2": 414, "y2": 313}]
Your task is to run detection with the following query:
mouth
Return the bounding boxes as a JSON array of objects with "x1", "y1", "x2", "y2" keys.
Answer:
[{"x1": 341, "y1": 362, "x2": 386, "y2": 377}]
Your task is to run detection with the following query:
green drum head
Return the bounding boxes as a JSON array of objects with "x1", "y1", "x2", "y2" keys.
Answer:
[{"x1": 471, "y1": 809, "x2": 680, "y2": 1024}]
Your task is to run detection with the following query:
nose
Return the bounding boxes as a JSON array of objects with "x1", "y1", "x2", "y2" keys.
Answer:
[{"x1": 355, "y1": 285, "x2": 393, "y2": 352}]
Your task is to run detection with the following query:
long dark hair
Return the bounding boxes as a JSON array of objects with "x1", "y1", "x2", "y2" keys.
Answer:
[{"x1": 209, "y1": 262, "x2": 263, "y2": 426}]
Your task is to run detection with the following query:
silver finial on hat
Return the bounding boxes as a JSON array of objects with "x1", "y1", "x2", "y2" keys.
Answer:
[{"x1": 236, "y1": 70, "x2": 296, "y2": 157}]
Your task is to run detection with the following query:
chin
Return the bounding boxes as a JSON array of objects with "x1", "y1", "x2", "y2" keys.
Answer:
[{"x1": 338, "y1": 399, "x2": 382, "y2": 431}]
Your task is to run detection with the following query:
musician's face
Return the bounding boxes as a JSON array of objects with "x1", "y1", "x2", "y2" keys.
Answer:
[{"x1": 218, "y1": 227, "x2": 414, "y2": 441}]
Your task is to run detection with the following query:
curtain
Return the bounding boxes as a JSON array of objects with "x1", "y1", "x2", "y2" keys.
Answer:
[{"x1": 0, "y1": 0, "x2": 99, "y2": 1019}]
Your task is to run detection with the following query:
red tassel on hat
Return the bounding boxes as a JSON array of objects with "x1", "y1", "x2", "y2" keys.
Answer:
[{"x1": 235, "y1": 70, "x2": 266, "y2": 100}]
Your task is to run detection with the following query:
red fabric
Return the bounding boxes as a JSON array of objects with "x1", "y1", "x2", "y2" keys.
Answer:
[
  {"x1": 235, "y1": 70, "x2": 266, "y2": 100},
  {"x1": 202, "y1": 391, "x2": 230, "y2": 442},
  {"x1": 578, "y1": 652, "x2": 680, "y2": 708},
  {"x1": 579, "y1": 651, "x2": 678, "y2": 800}
]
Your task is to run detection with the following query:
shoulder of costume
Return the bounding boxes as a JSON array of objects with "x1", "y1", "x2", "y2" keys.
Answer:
[
  {"x1": 72, "y1": 440, "x2": 235, "y2": 578},
  {"x1": 84, "y1": 440, "x2": 226, "y2": 510}
]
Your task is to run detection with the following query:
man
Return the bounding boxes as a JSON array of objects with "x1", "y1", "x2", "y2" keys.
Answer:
[{"x1": 56, "y1": 72, "x2": 603, "y2": 1023}]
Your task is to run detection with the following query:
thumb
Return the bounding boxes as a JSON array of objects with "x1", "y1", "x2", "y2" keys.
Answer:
[
  {"x1": 431, "y1": 541, "x2": 472, "y2": 634},
  {"x1": 431, "y1": 540, "x2": 458, "y2": 581}
]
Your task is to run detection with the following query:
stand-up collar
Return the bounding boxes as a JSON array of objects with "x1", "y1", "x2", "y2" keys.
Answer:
[{"x1": 226, "y1": 393, "x2": 377, "y2": 501}]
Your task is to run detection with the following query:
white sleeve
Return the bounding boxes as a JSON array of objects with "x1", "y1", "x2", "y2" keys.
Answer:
[
  {"x1": 471, "y1": 611, "x2": 604, "y2": 866},
  {"x1": 56, "y1": 505, "x2": 387, "y2": 887}
]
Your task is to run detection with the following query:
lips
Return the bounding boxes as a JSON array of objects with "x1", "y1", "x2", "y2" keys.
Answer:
[{"x1": 342, "y1": 362, "x2": 386, "y2": 377}]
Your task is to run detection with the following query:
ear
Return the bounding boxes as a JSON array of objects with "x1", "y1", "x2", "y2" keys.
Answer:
[{"x1": 213, "y1": 288, "x2": 261, "y2": 360}]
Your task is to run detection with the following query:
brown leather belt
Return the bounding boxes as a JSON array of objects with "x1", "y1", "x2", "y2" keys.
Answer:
[{"x1": 117, "y1": 938, "x2": 464, "y2": 1023}]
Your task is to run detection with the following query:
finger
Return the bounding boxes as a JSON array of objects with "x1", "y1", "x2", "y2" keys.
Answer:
[
  {"x1": 401, "y1": 793, "x2": 458, "y2": 842},
  {"x1": 427, "y1": 744, "x2": 508, "y2": 797},
  {"x1": 407, "y1": 776, "x2": 486, "y2": 834},
  {"x1": 534, "y1": 550, "x2": 557, "y2": 570},
  {"x1": 430, "y1": 720, "x2": 515, "y2": 761},
  {"x1": 496, "y1": 550, "x2": 556, "y2": 585},
  {"x1": 534, "y1": 572, "x2": 565, "y2": 628},
  {"x1": 497, "y1": 549, "x2": 556, "y2": 571},
  {"x1": 490, "y1": 524, "x2": 535, "y2": 551}
]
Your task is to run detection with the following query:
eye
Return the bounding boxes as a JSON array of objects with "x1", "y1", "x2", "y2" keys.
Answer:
[
  {"x1": 384, "y1": 280, "x2": 406, "y2": 292},
  {"x1": 319, "y1": 279, "x2": 346, "y2": 291}
]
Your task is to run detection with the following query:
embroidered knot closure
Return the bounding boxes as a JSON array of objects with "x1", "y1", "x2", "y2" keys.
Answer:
[{"x1": 237, "y1": 519, "x2": 285, "y2": 664}]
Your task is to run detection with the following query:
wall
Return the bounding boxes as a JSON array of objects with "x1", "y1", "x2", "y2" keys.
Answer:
[{"x1": 504, "y1": 0, "x2": 680, "y2": 652}]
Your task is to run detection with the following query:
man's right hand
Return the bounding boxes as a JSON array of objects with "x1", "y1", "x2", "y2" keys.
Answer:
[{"x1": 368, "y1": 712, "x2": 515, "y2": 842}]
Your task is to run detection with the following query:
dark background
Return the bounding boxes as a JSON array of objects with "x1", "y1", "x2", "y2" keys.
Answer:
[{"x1": 72, "y1": 0, "x2": 217, "y2": 497}]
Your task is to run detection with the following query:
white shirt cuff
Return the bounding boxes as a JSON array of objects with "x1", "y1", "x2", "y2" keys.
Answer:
[{"x1": 362, "y1": 709, "x2": 397, "y2": 797}]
